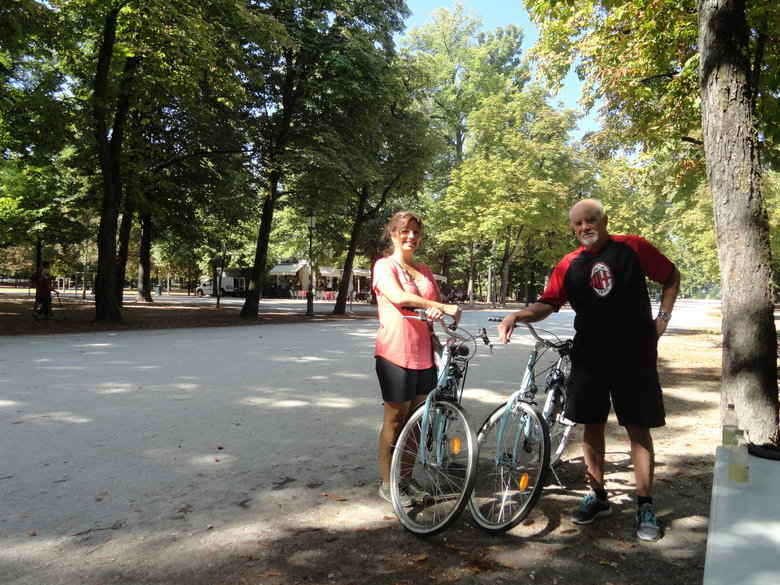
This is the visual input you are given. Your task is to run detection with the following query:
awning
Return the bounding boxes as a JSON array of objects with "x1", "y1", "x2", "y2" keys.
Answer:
[
  {"x1": 269, "y1": 262, "x2": 372, "y2": 279},
  {"x1": 268, "y1": 260, "x2": 308, "y2": 276},
  {"x1": 319, "y1": 266, "x2": 341, "y2": 278}
]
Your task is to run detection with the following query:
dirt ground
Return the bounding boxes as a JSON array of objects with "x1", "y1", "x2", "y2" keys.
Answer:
[{"x1": 2, "y1": 295, "x2": 725, "y2": 585}]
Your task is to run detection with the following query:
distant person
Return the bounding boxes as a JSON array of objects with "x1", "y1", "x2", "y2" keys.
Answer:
[
  {"x1": 497, "y1": 199, "x2": 680, "y2": 541},
  {"x1": 373, "y1": 211, "x2": 461, "y2": 505},
  {"x1": 32, "y1": 261, "x2": 56, "y2": 318}
]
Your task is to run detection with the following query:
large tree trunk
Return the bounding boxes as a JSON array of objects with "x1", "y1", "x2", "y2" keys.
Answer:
[
  {"x1": 241, "y1": 175, "x2": 279, "y2": 319},
  {"x1": 699, "y1": 0, "x2": 778, "y2": 445},
  {"x1": 136, "y1": 212, "x2": 153, "y2": 302},
  {"x1": 92, "y1": 6, "x2": 140, "y2": 322}
]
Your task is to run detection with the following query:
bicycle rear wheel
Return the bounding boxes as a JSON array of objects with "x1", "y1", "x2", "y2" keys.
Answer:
[
  {"x1": 389, "y1": 400, "x2": 477, "y2": 536},
  {"x1": 468, "y1": 400, "x2": 549, "y2": 533}
]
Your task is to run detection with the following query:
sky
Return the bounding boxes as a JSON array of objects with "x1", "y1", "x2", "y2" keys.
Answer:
[{"x1": 401, "y1": 0, "x2": 600, "y2": 137}]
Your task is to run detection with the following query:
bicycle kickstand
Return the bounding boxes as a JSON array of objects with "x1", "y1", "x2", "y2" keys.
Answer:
[{"x1": 548, "y1": 463, "x2": 567, "y2": 489}]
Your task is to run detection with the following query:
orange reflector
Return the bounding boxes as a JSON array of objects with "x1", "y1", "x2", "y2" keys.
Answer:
[
  {"x1": 449, "y1": 436, "x2": 462, "y2": 455},
  {"x1": 517, "y1": 473, "x2": 530, "y2": 490}
]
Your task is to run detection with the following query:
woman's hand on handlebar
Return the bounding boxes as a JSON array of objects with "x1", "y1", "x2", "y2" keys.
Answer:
[
  {"x1": 497, "y1": 313, "x2": 518, "y2": 344},
  {"x1": 441, "y1": 303, "x2": 462, "y2": 325},
  {"x1": 425, "y1": 306, "x2": 445, "y2": 322}
]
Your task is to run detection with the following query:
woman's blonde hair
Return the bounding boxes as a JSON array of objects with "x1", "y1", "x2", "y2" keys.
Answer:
[{"x1": 383, "y1": 211, "x2": 424, "y2": 254}]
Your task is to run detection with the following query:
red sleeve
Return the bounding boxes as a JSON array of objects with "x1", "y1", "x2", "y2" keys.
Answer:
[
  {"x1": 537, "y1": 256, "x2": 572, "y2": 310},
  {"x1": 619, "y1": 235, "x2": 675, "y2": 284}
]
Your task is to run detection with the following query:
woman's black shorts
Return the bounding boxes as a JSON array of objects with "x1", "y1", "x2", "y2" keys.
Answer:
[{"x1": 375, "y1": 356, "x2": 436, "y2": 404}]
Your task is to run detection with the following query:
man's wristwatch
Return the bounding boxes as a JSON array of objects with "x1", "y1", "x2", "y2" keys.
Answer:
[{"x1": 657, "y1": 310, "x2": 672, "y2": 322}]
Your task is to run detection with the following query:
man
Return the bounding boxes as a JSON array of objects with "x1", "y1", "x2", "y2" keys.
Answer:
[{"x1": 498, "y1": 199, "x2": 680, "y2": 541}]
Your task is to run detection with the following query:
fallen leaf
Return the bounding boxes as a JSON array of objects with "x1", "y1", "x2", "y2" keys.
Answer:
[{"x1": 321, "y1": 493, "x2": 348, "y2": 501}]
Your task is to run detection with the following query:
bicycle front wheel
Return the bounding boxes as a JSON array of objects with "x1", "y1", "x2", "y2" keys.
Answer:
[
  {"x1": 389, "y1": 401, "x2": 477, "y2": 536},
  {"x1": 468, "y1": 400, "x2": 549, "y2": 533}
]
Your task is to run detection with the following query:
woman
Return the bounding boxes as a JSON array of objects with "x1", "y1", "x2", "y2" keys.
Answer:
[{"x1": 372, "y1": 211, "x2": 461, "y2": 504}]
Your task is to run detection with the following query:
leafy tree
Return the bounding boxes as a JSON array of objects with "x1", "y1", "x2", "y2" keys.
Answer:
[
  {"x1": 441, "y1": 84, "x2": 580, "y2": 303},
  {"x1": 52, "y1": 0, "x2": 282, "y2": 320},
  {"x1": 238, "y1": 0, "x2": 409, "y2": 318}
]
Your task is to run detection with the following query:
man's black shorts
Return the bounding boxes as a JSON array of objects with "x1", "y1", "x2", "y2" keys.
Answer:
[
  {"x1": 375, "y1": 356, "x2": 436, "y2": 404},
  {"x1": 563, "y1": 342, "x2": 666, "y2": 428}
]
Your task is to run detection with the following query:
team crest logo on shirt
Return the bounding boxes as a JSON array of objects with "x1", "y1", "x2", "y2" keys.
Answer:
[{"x1": 590, "y1": 262, "x2": 614, "y2": 297}]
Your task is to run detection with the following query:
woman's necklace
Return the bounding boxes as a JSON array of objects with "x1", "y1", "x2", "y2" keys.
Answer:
[{"x1": 394, "y1": 257, "x2": 421, "y2": 281}]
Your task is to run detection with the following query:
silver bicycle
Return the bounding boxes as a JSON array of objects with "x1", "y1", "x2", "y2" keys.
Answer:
[
  {"x1": 468, "y1": 320, "x2": 575, "y2": 533},
  {"x1": 389, "y1": 310, "x2": 481, "y2": 535}
]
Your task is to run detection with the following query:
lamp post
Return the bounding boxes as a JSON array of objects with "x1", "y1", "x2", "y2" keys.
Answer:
[{"x1": 306, "y1": 214, "x2": 316, "y2": 316}]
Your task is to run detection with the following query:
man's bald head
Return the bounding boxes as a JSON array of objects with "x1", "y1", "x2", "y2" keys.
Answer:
[
  {"x1": 569, "y1": 198, "x2": 605, "y2": 223},
  {"x1": 569, "y1": 198, "x2": 609, "y2": 250}
]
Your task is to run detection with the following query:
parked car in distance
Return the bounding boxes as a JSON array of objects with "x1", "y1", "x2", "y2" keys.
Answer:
[{"x1": 195, "y1": 275, "x2": 247, "y2": 297}]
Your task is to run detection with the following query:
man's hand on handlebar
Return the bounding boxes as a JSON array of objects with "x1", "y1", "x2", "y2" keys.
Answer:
[{"x1": 497, "y1": 313, "x2": 518, "y2": 344}]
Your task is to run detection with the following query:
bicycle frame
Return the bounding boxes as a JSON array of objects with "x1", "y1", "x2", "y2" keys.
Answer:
[
  {"x1": 417, "y1": 330, "x2": 469, "y2": 466},
  {"x1": 492, "y1": 327, "x2": 571, "y2": 467}
]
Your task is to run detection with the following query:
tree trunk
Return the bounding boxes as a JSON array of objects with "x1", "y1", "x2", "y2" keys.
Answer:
[
  {"x1": 498, "y1": 238, "x2": 512, "y2": 305},
  {"x1": 334, "y1": 190, "x2": 368, "y2": 315},
  {"x1": 699, "y1": 0, "x2": 778, "y2": 445},
  {"x1": 136, "y1": 212, "x2": 153, "y2": 302},
  {"x1": 241, "y1": 175, "x2": 279, "y2": 319},
  {"x1": 35, "y1": 239, "x2": 43, "y2": 275},
  {"x1": 467, "y1": 242, "x2": 476, "y2": 304},
  {"x1": 92, "y1": 6, "x2": 140, "y2": 322},
  {"x1": 115, "y1": 200, "x2": 134, "y2": 307}
]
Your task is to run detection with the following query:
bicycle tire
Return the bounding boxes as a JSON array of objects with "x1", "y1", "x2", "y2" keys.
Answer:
[
  {"x1": 468, "y1": 400, "x2": 549, "y2": 533},
  {"x1": 544, "y1": 354, "x2": 574, "y2": 466},
  {"x1": 546, "y1": 389, "x2": 575, "y2": 467},
  {"x1": 389, "y1": 400, "x2": 477, "y2": 536}
]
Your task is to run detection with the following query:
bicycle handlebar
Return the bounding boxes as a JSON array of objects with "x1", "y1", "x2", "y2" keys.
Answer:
[
  {"x1": 488, "y1": 317, "x2": 566, "y2": 349},
  {"x1": 401, "y1": 307, "x2": 457, "y2": 331}
]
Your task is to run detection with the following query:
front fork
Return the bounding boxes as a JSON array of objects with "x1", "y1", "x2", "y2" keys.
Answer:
[
  {"x1": 418, "y1": 345, "x2": 452, "y2": 466},
  {"x1": 494, "y1": 344, "x2": 542, "y2": 466}
]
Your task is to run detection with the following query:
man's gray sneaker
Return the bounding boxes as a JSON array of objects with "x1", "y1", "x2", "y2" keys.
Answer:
[
  {"x1": 378, "y1": 482, "x2": 412, "y2": 507},
  {"x1": 635, "y1": 502, "x2": 661, "y2": 541},
  {"x1": 572, "y1": 492, "x2": 612, "y2": 525}
]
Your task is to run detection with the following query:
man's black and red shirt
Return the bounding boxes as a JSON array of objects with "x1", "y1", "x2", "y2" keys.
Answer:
[{"x1": 538, "y1": 235, "x2": 675, "y2": 366}]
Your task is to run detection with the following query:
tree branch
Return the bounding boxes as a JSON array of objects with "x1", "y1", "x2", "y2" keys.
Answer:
[
  {"x1": 638, "y1": 71, "x2": 678, "y2": 85},
  {"x1": 145, "y1": 149, "x2": 246, "y2": 173},
  {"x1": 109, "y1": 55, "x2": 142, "y2": 162},
  {"x1": 681, "y1": 136, "x2": 704, "y2": 146}
]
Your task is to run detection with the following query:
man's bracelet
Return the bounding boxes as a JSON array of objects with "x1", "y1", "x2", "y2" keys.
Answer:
[{"x1": 657, "y1": 310, "x2": 672, "y2": 322}]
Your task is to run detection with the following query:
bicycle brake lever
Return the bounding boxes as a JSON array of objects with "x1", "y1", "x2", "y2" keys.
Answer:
[{"x1": 478, "y1": 327, "x2": 494, "y2": 353}]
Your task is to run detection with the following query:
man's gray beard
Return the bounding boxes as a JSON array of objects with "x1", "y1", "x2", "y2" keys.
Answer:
[{"x1": 581, "y1": 234, "x2": 598, "y2": 246}]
